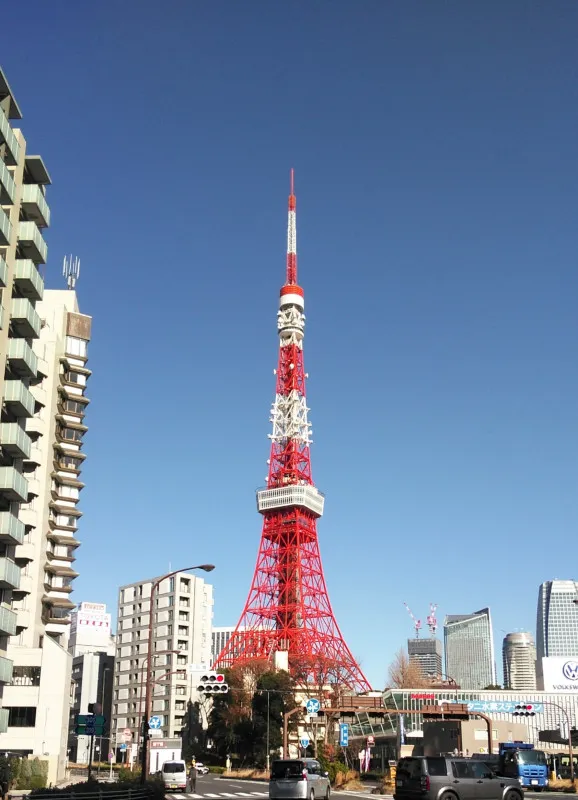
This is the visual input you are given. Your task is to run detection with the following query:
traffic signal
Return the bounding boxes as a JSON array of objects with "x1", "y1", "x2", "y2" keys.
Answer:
[
  {"x1": 514, "y1": 704, "x2": 535, "y2": 717},
  {"x1": 196, "y1": 672, "x2": 229, "y2": 694}
]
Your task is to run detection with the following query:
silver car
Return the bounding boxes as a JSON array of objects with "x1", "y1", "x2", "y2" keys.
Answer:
[
  {"x1": 395, "y1": 756, "x2": 523, "y2": 800},
  {"x1": 269, "y1": 758, "x2": 331, "y2": 800}
]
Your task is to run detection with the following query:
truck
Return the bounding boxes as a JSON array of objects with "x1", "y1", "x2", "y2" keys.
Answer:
[{"x1": 497, "y1": 742, "x2": 549, "y2": 790}]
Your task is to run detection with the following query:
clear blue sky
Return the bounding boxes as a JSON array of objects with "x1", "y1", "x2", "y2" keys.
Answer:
[{"x1": 4, "y1": 1, "x2": 578, "y2": 688}]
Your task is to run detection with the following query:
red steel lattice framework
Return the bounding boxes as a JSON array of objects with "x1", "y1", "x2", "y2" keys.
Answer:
[{"x1": 214, "y1": 172, "x2": 370, "y2": 691}]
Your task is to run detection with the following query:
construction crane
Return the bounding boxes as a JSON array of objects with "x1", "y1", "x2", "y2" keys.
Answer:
[
  {"x1": 403, "y1": 602, "x2": 422, "y2": 638},
  {"x1": 426, "y1": 603, "x2": 438, "y2": 637}
]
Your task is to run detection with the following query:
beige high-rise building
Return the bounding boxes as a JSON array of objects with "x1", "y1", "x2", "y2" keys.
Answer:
[
  {"x1": 502, "y1": 632, "x2": 536, "y2": 691},
  {"x1": 0, "y1": 67, "x2": 91, "y2": 782}
]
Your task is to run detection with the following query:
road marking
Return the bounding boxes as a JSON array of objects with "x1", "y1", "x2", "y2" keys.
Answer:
[
  {"x1": 250, "y1": 794, "x2": 268, "y2": 797},
  {"x1": 203, "y1": 795, "x2": 222, "y2": 798}
]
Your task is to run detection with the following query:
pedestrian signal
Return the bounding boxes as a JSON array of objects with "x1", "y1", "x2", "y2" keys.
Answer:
[
  {"x1": 513, "y1": 704, "x2": 535, "y2": 717},
  {"x1": 197, "y1": 672, "x2": 229, "y2": 694}
]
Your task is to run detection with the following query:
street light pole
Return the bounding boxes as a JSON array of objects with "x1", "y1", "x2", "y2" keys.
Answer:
[
  {"x1": 140, "y1": 564, "x2": 214, "y2": 785},
  {"x1": 540, "y1": 701, "x2": 574, "y2": 784},
  {"x1": 266, "y1": 691, "x2": 270, "y2": 773}
]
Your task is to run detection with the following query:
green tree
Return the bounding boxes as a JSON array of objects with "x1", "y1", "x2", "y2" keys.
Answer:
[{"x1": 251, "y1": 671, "x2": 297, "y2": 768}]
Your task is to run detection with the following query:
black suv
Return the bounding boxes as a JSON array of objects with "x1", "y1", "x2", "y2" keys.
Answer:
[{"x1": 394, "y1": 756, "x2": 523, "y2": 800}]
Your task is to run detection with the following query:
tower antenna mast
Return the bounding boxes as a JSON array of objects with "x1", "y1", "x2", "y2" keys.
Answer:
[
  {"x1": 213, "y1": 172, "x2": 370, "y2": 691},
  {"x1": 63, "y1": 255, "x2": 80, "y2": 289}
]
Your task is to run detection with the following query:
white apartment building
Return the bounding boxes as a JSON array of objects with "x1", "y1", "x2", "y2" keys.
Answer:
[
  {"x1": 112, "y1": 574, "x2": 213, "y2": 764},
  {"x1": 0, "y1": 290, "x2": 90, "y2": 781},
  {"x1": 68, "y1": 603, "x2": 115, "y2": 764},
  {"x1": 0, "y1": 68, "x2": 91, "y2": 783}
]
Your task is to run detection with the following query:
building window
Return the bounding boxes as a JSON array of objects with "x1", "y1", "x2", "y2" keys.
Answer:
[
  {"x1": 63, "y1": 399, "x2": 86, "y2": 415},
  {"x1": 58, "y1": 427, "x2": 83, "y2": 443},
  {"x1": 10, "y1": 667, "x2": 41, "y2": 687},
  {"x1": 7, "y1": 707, "x2": 37, "y2": 727},
  {"x1": 58, "y1": 455, "x2": 83, "y2": 470},
  {"x1": 65, "y1": 337, "x2": 88, "y2": 358},
  {"x1": 64, "y1": 371, "x2": 86, "y2": 386}
]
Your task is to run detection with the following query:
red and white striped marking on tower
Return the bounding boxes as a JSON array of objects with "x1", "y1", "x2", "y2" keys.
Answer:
[{"x1": 214, "y1": 172, "x2": 370, "y2": 692}]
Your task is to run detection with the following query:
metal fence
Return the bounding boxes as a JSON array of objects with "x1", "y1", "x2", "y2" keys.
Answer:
[{"x1": 18, "y1": 789, "x2": 156, "y2": 800}]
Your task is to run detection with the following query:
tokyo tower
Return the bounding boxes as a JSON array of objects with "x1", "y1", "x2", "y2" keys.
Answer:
[{"x1": 214, "y1": 172, "x2": 370, "y2": 692}]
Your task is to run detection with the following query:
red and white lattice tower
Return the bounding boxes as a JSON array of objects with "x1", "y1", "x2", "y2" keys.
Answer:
[{"x1": 214, "y1": 172, "x2": 370, "y2": 692}]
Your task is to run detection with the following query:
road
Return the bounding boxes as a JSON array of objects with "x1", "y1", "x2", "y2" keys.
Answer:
[{"x1": 164, "y1": 771, "x2": 392, "y2": 799}]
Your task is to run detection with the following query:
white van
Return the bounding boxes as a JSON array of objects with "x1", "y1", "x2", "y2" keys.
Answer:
[{"x1": 162, "y1": 760, "x2": 188, "y2": 791}]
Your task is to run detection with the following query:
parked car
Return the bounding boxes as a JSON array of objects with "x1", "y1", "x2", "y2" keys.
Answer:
[
  {"x1": 269, "y1": 758, "x2": 330, "y2": 800},
  {"x1": 394, "y1": 756, "x2": 523, "y2": 800},
  {"x1": 195, "y1": 762, "x2": 210, "y2": 775},
  {"x1": 162, "y1": 760, "x2": 188, "y2": 791}
]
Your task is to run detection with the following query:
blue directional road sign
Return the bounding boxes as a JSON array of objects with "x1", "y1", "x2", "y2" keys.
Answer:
[
  {"x1": 339, "y1": 723, "x2": 349, "y2": 747},
  {"x1": 120, "y1": 744, "x2": 127, "y2": 752},
  {"x1": 148, "y1": 716, "x2": 162, "y2": 730},
  {"x1": 300, "y1": 734, "x2": 310, "y2": 749},
  {"x1": 305, "y1": 698, "x2": 320, "y2": 715}
]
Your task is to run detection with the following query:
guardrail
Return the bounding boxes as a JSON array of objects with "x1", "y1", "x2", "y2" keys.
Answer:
[{"x1": 17, "y1": 789, "x2": 156, "y2": 800}]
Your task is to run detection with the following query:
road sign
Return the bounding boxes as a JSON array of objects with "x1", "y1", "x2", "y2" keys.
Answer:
[
  {"x1": 148, "y1": 716, "x2": 162, "y2": 730},
  {"x1": 120, "y1": 744, "x2": 127, "y2": 752},
  {"x1": 122, "y1": 728, "x2": 133, "y2": 742},
  {"x1": 300, "y1": 734, "x2": 310, "y2": 749},
  {"x1": 109, "y1": 751, "x2": 114, "y2": 761},
  {"x1": 339, "y1": 723, "x2": 349, "y2": 747},
  {"x1": 367, "y1": 735, "x2": 375, "y2": 745},
  {"x1": 305, "y1": 698, "x2": 320, "y2": 715},
  {"x1": 187, "y1": 663, "x2": 209, "y2": 674}
]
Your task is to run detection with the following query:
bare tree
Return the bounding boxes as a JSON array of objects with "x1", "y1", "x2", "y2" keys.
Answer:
[{"x1": 387, "y1": 649, "x2": 429, "y2": 688}]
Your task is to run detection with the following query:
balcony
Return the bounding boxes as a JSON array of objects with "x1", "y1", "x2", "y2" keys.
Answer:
[
  {"x1": 0, "y1": 558, "x2": 21, "y2": 590},
  {"x1": 0, "y1": 106, "x2": 20, "y2": 166},
  {"x1": 10, "y1": 298, "x2": 41, "y2": 339},
  {"x1": 0, "y1": 708, "x2": 8, "y2": 734},
  {"x1": 17, "y1": 508, "x2": 36, "y2": 529},
  {"x1": 7, "y1": 338, "x2": 38, "y2": 378},
  {"x1": 3, "y1": 381, "x2": 35, "y2": 418},
  {"x1": 0, "y1": 160, "x2": 15, "y2": 204},
  {"x1": 13, "y1": 259, "x2": 43, "y2": 301},
  {"x1": 13, "y1": 573, "x2": 33, "y2": 596},
  {"x1": 14, "y1": 543, "x2": 34, "y2": 563},
  {"x1": 30, "y1": 384, "x2": 46, "y2": 408},
  {"x1": 0, "y1": 306, "x2": 4, "y2": 332},
  {"x1": 0, "y1": 255, "x2": 6, "y2": 288},
  {"x1": 0, "y1": 423, "x2": 31, "y2": 459},
  {"x1": 15, "y1": 608, "x2": 30, "y2": 630},
  {"x1": 0, "y1": 207, "x2": 12, "y2": 246},
  {"x1": 26, "y1": 478, "x2": 40, "y2": 498},
  {"x1": 21, "y1": 184, "x2": 50, "y2": 228},
  {"x1": 0, "y1": 606, "x2": 17, "y2": 636},
  {"x1": 17, "y1": 221, "x2": 47, "y2": 265},
  {"x1": 0, "y1": 467, "x2": 28, "y2": 502},
  {"x1": 25, "y1": 446, "x2": 42, "y2": 467},
  {"x1": 0, "y1": 657, "x2": 13, "y2": 685},
  {"x1": 0, "y1": 513, "x2": 24, "y2": 546}
]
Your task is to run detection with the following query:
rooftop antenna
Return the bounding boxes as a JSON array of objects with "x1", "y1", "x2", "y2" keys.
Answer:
[{"x1": 63, "y1": 255, "x2": 80, "y2": 290}]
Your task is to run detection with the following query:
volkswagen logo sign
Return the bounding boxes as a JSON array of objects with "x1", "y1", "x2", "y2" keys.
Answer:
[{"x1": 562, "y1": 661, "x2": 578, "y2": 681}]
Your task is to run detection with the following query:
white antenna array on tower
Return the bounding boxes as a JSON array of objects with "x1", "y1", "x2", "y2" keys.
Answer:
[{"x1": 63, "y1": 255, "x2": 80, "y2": 290}]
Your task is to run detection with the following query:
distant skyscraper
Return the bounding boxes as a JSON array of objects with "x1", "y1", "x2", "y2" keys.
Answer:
[
  {"x1": 502, "y1": 632, "x2": 536, "y2": 691},
  {"x1": 407, "y1": 638, "x2": 442, "y2": 677},
  {"x1": 444, "y1": 608, "x2": 496, "y2": 689},
  {"x1": 536, "y1": 580, "x2": 578, "y2": 659}
]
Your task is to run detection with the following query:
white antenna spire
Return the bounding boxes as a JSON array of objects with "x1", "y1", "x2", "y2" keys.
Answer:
[{"x1": 63, "y1": 255, "x2": 80, "y2": 290}]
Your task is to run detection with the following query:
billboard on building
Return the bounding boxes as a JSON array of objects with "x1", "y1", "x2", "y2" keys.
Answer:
[
  {"x1": 71, "y1": 602, "x2": 111, "y2": 649},
  {"x1": 537, "y1": 657, "x2": 578, "y2": 692}
]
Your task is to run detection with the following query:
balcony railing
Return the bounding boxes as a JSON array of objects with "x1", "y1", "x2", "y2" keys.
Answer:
[
  {"x1": 0, "y1": 605, "x2": 17, "y2": 636},
  {"x1": 0, "y1": 512, "x2": 24, "y2": 546},
  {"x1": 17, "y1": 221, "x2": 47, "y2": 265},
  {"x1": 0, "y1": 467, "x2": 28, "y2": 503},
  {"x1": 0, "y1": 558, "x2": 21, "y2": 590},
  {"x1": 7, "y1": 338, "x2": 38, "y2": 378},
  {"x1": 0, "y1": 207, "x2": 12, "y2": 246},
  {"x1": 10, "y1": 297, "x2": 41, "y2": 339},
  {"x1": 0, "y1": 657, "x2": 13, "y2": 685},
  {"x1": 0, "y1": 159, "x2": 16, "y2": 204},
  {"x1": 3, "y1": 380, "x2": 35, "y2": 418},
  {"x1": 21, "y1": 184, "x2": 50, "y2": 228},
  {"x1": 0, "y1": 106, "x2": 20, "y2": 165},
  {"x1": 0, "y1": 423, "x2": 32, "y2": 459},
  {"x1": 13, "y1": 259, "x2": 44, "y2": 301},
  {"x1": 0, "y1": 254, "x2": 6, "y2": 288},
  {"x1": 0, "y1": 708, "x2": 8, "y2": 734}
]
